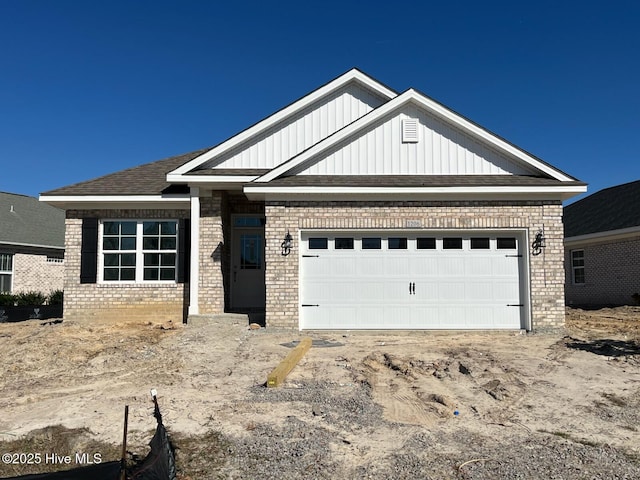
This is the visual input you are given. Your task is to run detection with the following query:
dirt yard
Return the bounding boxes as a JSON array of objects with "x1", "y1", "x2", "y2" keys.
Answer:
[{"x1": 1, "y1": 307, "x2": 639, "y2": 479}]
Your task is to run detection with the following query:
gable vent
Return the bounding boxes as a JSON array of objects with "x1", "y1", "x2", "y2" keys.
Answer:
[{"x1": 402, "y1": 119, "x2": 419, "y2": 143}]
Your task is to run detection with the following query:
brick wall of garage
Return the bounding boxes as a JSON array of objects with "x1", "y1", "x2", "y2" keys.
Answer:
[
  {"x1": 565, "y1": 236, "x2": 640, "y2": 307},
  {"x1": 265, "y1": 200, "x2": 564, "y2": 330}
]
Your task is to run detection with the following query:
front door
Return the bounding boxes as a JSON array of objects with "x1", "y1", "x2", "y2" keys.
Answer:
[{"x1": 231, "y1": 218, "x2": 265, "y2": 310}]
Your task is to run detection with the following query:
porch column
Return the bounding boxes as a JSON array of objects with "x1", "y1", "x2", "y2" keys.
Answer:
[{"x1": 188, "y1": 187, "x2": 200, "y2": 315}]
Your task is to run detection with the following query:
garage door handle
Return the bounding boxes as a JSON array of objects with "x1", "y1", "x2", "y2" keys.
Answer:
[
  {"x1": 409, "y1": 282, "x2": 415, "y2": 295},
  {"x1": 507, "y1": 304, "x2": 524, "y2": 307},
  {"x1": 302, "y1": 255, "x2": 320, "y2": 258},
  {"x1": 302, "y1": 304, "x2": 319, "y2": 307}
]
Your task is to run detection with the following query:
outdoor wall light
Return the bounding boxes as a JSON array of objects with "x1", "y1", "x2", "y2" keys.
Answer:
[
  {"x1": 281, "y1": 230, "x2": 293, "y2": 256},
  {"x1": 531, "y1": 228, "x2": 546, "y2": 256}
]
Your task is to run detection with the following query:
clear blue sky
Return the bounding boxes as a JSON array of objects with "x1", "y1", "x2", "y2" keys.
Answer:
[{"x1": 1, "y1": 1, "x2": 638, "y2": 204}]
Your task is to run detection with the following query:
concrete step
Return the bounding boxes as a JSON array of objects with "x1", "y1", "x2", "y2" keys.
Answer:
[{"x1": 187, "y1": 313, "x2": 249, "y2": 327}]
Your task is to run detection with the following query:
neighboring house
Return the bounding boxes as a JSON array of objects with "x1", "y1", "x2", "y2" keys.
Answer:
[
  {"x1": 0, "y1": 192, "x2": 65, "y2": 294},
  {"x1": 41, "y1": 69, "x2": 586, "y2": 330},
  {"x1": 564, "y1": 180, "x2": 640, "y2": 307}
]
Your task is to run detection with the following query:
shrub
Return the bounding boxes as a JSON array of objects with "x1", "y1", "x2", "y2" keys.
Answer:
[
  {"x1": 14, "y1": 291, "x2": 47, "y2": 306},
  {"x1": 0, "y1": 293, "x2": 16, "y2": 306},
  {"x1": 48, "y1": 290, "x2": 64, "y2": 305}
]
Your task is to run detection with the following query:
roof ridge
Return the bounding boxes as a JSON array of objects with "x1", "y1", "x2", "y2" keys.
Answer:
[{"x1": 0, "y1": 191, "x2": 35, "y2": 199}]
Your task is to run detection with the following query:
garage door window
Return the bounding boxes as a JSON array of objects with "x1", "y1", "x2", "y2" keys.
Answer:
[
  {"x1": 443, "y1": 238, "x2": 463, "y2": 249},
  {"x1": 335, "y1": 238, "x2": 354, "y2": 249},
  {"x1": 471, "y1": 238, "x2": 490, "y2": 249},
  {"x1": 362, "y1": 238, "x2": 382, "y2": 249},
  {"x1": 417, "y1": 238, "x2": 436, "y2": 249},
  {"x1": 308, "y1": 238, "x2": 328, "y2": 249},
  {"x1": 497, "y1": 237, "x2": 517, "y2": 249},
  {"x1": 388, "y1": 237, "x2": 407, "y2": 249}
]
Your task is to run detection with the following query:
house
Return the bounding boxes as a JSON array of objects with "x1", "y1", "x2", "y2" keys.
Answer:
[
  {"x1": 0, "y1": 192, "x2": 65, "y2": 294},
  {"x1": 564, "y1": 180, "x2": 640, "y2": 307},
  {"x1": 40, "y1": 69, "x2": 586, "y2": 330}
]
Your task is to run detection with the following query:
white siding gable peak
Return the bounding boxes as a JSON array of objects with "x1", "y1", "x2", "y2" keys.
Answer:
[
  {"x1": 256, "y1": 89, "x2": 576, "y2": 183},
  {"x1": 166, "y1": 69, "x2": 397, "y2": 181}
]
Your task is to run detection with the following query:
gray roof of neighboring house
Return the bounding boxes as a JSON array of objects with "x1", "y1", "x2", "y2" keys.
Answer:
[
  {"x1": 564, "y1": 179, "x2": 640, "y2": 237},
  {"x1": 0, "y1": 192, "x2": 65, "y2": 249},
  {"x1": 41, "y1": 148, "x2": 209, "y2": 196}
]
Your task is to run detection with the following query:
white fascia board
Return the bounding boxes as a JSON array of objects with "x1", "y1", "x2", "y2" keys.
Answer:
[
  {"x1": 167, "y1": 69, "x2": 397, "y2": 177},
  {"x1": 564, "y1": 225, "x2": 640, "y2": 246},
  {"x1": 39, "y1": 195, "x2": 190, "y2": 210},
  {"x1": 166, "y1": 174, "x2": 259, "y2": 184},
  {"x1": 243, "y1": 184, "x2": 587, "y2": 201},
  {"x1": 257, "y1": 89, "x2": 575, "y2": 184}
]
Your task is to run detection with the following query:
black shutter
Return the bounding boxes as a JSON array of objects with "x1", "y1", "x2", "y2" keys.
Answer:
[
  {"x1": 177, "y1": 219, "x2": 190, "y2": 284},
  {"x1": 80, "y1": 218, "x2": 98, "y2": 284}
]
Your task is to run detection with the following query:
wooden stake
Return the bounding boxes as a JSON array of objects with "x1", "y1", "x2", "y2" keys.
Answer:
[
  {"x1": 120, "y1": 405, "x2": 129, "y2": 480},
  {"x1": 267, "y1": 337, "x2": 312, "y2": 388}
]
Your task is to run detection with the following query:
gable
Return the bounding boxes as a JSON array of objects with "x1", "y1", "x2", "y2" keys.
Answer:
[
  {"x1": 200, "y1": 82, "x2": 389, "y2": 170},
  {"x1": 288, "y1": 103, "x2": 536, "y2": 176},
  {"x1": 167, "y1": 69, "x2": 396, "y2": 180},
  {"x1": 257, "y1": 89, "x2": 578, "y2": 184}
]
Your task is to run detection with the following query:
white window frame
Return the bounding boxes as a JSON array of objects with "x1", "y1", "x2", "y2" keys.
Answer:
[
  {"x1": 571, "y1": 249, "x2": 585, "y2": 285},
  {"x1": 98, "y1": 219, "x2": 179, "y2": 283},
  {"x1": 0, "y1": 252, "x2": 13, "y2": 293}
]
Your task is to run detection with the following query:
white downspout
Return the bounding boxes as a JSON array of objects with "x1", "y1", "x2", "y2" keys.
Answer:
[{"x1": 188, "y1": 187, "x2": 200, "y2": 316}]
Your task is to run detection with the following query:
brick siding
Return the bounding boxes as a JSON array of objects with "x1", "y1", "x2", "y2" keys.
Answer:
[
  {"x1": 565, "y1": 236, "x2": 640, "y2": 307},
  {"x1": 265, "y1": 200, "x2": 565, "y2": 331},
  {"x1": 198, "y1": 193, "x2": 225, "y2": 314},
  {"x1": 12, "y1": 251, "x2": 64, "y2": 294},
  {"x1": 64, "y1": 208, "x2": 191, "y2": 323},
  {"x1": 63, "y1": 198, "x2": 565, "y2": 330}
]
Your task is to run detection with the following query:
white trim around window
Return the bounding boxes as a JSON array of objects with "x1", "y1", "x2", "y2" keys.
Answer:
[
  {"x1": 0, "y1": 252, "x2": 13, "y2": 293},
  {"x1": 99, "y1": 219, "x2": 179, "y2": 283},
  {"x1": 571, "y1": 249, "x2": 585, "y2": 285}
]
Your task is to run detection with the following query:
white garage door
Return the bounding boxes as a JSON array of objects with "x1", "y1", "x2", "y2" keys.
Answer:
[{"x1": 300, "y1": 231, "x2": 525, "y2": 330}]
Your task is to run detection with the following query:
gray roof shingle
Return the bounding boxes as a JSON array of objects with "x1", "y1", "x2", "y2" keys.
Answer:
[
  {"x1": 564, "y1": 180, "x2": 640, "y2": 237},
  {"x1": 41, "y1": 148, "x2": 210, "y2": 196},
  {"x1": 0, "y1": 192, "x2": 65, "y2": 248},
  {"x1": 263, "y1": 175, "x2": 584, "y2": 188}
]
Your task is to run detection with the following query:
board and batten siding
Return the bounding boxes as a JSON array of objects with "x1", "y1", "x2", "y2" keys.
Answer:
[
  {"x1": 293, "y1": 105, "x2": 535, "y2": 176},
  {"x1": 203, "y1": 83, "x2": 387, "y2": 170}
]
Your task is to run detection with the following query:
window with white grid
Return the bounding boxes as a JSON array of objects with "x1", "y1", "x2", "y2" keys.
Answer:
[
  {"x1": 0, "y1": 253, "x2": 13, "y2": 293},
  {"x1": 101, "y1": 220, "x2": 178, "y2": 282}
]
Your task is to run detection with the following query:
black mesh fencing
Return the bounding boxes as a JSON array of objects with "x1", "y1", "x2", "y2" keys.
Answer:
[{"x1": 2, "y1": 398, "x2": 176, "y2": 480}]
